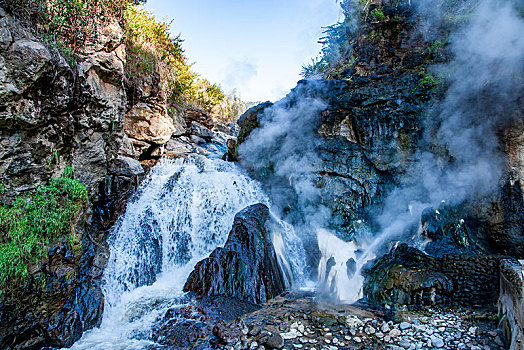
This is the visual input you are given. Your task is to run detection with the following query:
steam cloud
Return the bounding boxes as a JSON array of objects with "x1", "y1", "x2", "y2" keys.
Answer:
[
  {"x1": 238, "y1": 0, "x2": 524, "y2": 295},
  {"x1": 239, "y1": 84, "x2": 331, "y2": 228},
  {"x1": 376, "y1": 0, "x2": 524, "y2": 242}
]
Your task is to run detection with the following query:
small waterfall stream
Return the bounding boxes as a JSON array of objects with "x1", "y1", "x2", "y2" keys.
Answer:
[
  {"x1": 69, "y1": 155, "x2": 370, "y2": 349},
  {"x1": 71, "y1": 156, "x2": 271, "y2": 349}
]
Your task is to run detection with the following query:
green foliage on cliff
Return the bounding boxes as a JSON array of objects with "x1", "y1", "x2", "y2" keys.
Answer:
[
  {"x1": 0, "y1": 167, "x2": 87, "y2": 292},
  {"x1": 0, "y1": 0, "x2": 129, "y2": 62},
  {"x1": 301, "y1": 0, "x2": 354, "y2": 78},
  {"x1": 370, "y1": 8, "x2": 386, "y2": 21},
  {"x1": 124, "y1": 4, "x2": 228, "y2": 116},
  {"x1": 2, "y1": 0, "x2": 238, "y2": 120}
]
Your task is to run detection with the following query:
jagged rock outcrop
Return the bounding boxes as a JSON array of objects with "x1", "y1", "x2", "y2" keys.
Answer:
[
  {"x1": 124, "y1": 102, "x2": 180, "y2": 144},
  {"x1": 235, "y1": 5, "x2": 524, "y2": 254},
  {"x1": 234, "y1": 0, "x2": 523, "y2": 315},
  {"x1": 124, "y1": 84, "x2": 237, "y2": 160},
  {"x1": 363, "y1": 243, "x2": 500, "y2": 309},
  {"x1": 237, "y1": 75, "x2": 428, "y2": 235},
  {"x1": 0, "y1": 6, "x2": 139, "y2": 349},
  {"x1": 184, "y1": 203, "x2": 286, "y2": 304},
  {"x1": 0, "y1": 6, "x2": 133, "y2": 203}
]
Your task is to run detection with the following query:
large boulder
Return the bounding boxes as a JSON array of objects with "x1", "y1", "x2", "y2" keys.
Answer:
[
  {"x1": 363, "y1": 243, "x2": 500, "y2": 309},
  {"x1": 184, "y1": 203, "x2": 286, "y2": 304},
  {"x1": 183, "y1": 106, "x2": 215, "y2": 130},
  {"x1": 124, "y1": 103, "x2": 179, "y2": 144}
]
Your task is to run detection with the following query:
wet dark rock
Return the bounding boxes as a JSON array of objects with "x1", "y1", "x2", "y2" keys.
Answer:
[
  {"x1": 213, "y1": 320, "x2": 246, "y2": 345},
  {"x1": 151, "y1": 303, "x2": 209, "y2": 348},
  {"x1": 236, "y1": 102, "x2": 273, "y2": 148},
  {"x1": 223, "y1": 138, "x2": 237, "y2": 161},
  {"x1": 193, "y1": 295, "x2": 260, "y2": 321},
  {"x1": 236, "y1": 74, "x2": 428, "y2": 236},
  {"x1": 363, "y1": 243, "x2": 500, "y2": 309},
  {"x1": 486, "y1": 140, "x2": 524, "y2": 256},
  {"x1": 346, "y1": 258, "x2": 357, "y2": 278},
  {"x1": 0, "y1": 232, "x2": 103, "y2": 349},
  {"x1": 233, "y1": 0, "x2": 523, "y2": 256},
  {"x1": 417, "y1": 202, "x2": 497, "y2": 257},
  {"x1": 259, "y1": 332, "x2": 284, "y2": 349},
  {"x1": 184, "y1": 203, "x2": 286, "y2": 304},
  {"x1": 150, "y1": 296, "x2": 257, "y2": 349},
  {"x1": 153, "y1": 318, "x2": 206, "y2": 348},
  {"x1": 420, "y1": 207, "x2": 443, "y2": 240}
]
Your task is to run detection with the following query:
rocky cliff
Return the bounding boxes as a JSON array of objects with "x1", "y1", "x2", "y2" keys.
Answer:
[
  {"x1": 0, "y1": 3, "x2": 237, "y2": 348},
  {"x1": 0, "y1": 5, "x2": 136, "y2": 348},
  {"x1": 0, "y1": 0, "x2": 522, "y2": 348},
  {"x1": 235, "y1": 0, "x2": 524, "y2": 304}
]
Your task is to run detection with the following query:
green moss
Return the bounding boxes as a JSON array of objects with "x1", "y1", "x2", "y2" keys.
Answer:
[
  {"x1": 371, "y1": 8, "x2": 386, "y2": 22},
  {"x1": 0, "y1": 166, "x2": 87, "y2": 292}
]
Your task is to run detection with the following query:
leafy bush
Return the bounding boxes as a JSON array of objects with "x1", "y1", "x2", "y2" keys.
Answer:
[
  {"x1": 371, "y1": 8, "x2": 386, "y2": 21},
  {"x1": 0, "y1": 166, "x2": 87, "y2": 292},
  {"x1": 125, "y1": 4, "x2": 183, "y2": 63},
  {"x1": 124, "y1": 4, "x2": 227, "y2": 115},
  {"x1": 0, "y1": 0, "x2": 130, "y2": 63},
  {"x1": 418, "y1": 72, "x2": 441, "y2": 89}
]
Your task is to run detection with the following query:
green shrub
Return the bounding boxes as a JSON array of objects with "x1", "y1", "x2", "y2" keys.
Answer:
[
  {"x1": 418, "y1": 72, "x2": 441, "y2": 89},
  {"x1": 0, "y1": 0, "x2": 129, "y2": 64},
  {"x1": 124, "y1": 4, "x2": 227, "y2": 114},
  {"x1": 124, "y1": 4, "x2": 183, "y2": 64},
  {"x1": 371, "y1": 8, "x2": 386, "y2": 21},
  {"x1": 0, "y1": 166, "x2": 88, "y2": 292}
]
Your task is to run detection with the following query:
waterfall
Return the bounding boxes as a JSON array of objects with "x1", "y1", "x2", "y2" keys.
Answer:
[
  {"x1": 71, "y1": 156, "x2": 271, "y2": 349},
  {"x1": 316, "y1": 228, "x2": 375, "y2": 302}
]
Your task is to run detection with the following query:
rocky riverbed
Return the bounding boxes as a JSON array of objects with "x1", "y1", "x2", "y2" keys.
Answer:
[{"x1": 151, "y1": 292, "x2": 508, "y2": 350}]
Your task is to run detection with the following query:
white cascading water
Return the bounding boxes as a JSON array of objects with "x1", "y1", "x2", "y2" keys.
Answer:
[
  {"x1": 70, "y1": 156, "x2": 286, "y2": 349},
  {"x1": 68, "y1": 154, "x2": 382, "y2": 349},
  {"x1": 316, "y1": 228, "x2": 375, "y2": 302}
]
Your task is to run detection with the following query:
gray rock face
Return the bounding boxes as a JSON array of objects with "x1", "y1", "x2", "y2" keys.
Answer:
[
  {"x1": 237, "y1": 78, "x2": 425, "y2": 235},
  {"x1": 236, "y1": 64, "x2": 523, "y2": 258},
  {"x1": 0, "y1": 6, "x2": 135, "y2": 349},
  {"x1": 0, "y1": 6, "x2": 129, "y2": 204},
  {"x1": 111, "y1": 155, "x2": 144, "y2": 177},
  {"x1": 191, "y1": 121, "x2": 215, "y2": 140},
  {"x1": 183, "y1": 106, "x2": 215, "y2": 130}
]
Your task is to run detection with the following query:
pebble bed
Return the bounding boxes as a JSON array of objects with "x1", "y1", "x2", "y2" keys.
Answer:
[
  {"x1": 262, "y1": 311, "x2": 507, "y2": 350},
  {"x1": 233, "y1": 296, "x2": 508, "y2": 350}
]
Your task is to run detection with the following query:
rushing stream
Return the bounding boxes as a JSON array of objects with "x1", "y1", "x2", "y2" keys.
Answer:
[
  {"x1": 70, "y1": 155, "x2": 368, "y2": 349},
  {"x1": 71, "y1": 156, "x2": 269, "y2": 349}
]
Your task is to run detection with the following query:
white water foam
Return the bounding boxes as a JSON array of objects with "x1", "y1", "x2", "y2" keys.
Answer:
[
  {"x1": 316, "y1": 228, "x2": 375, "y2": 302},
  {"x1": 71, "y1": 156, "x2": 270, "y2": 349},
  {"x1": 69, "y1": 154, "x2": 380, "y2": 349}
]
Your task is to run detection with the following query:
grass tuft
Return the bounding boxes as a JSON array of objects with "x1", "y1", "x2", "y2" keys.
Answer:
[{"x1": 0, "y1": 166, "x2": 87, "y2": 292}]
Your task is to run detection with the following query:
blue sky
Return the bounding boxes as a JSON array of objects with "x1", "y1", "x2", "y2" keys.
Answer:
[{"x1": 144, "y1": 0, "x2": 342, "y2": 102}]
